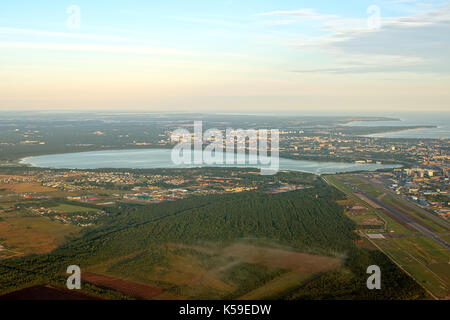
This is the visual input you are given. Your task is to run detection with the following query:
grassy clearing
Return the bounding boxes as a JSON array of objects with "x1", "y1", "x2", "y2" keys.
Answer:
[
  {"x1": 218, "y1": 262, "x2": 286, "y2": 299},
  {"x1": 338, "y1": 175, "x2": 383, "y2": 197},
  {"x1": 326, "y1": 175, "x2": 411, "y2": 234},
  {"x1": 50, "y1": 204, "x2": 98, "y2": 213},
  {"x1": 238, "y1": 270, "x2": 311, "y2": 300},
  {"x1": 375, "y1": 236, "x2": 449, "y2": 299},
  {"x1": 328, "y1": 174, "x2": 449, "y2": 299},
  {"x1": 356, "y1": 183, "x2": 383, "y2": 197},
  {"x1": 85, "y1": 242, "x2": 342, "y2": 300},
  {"x1": 0, "y1": 215, "x2": 80, "y2": 255},
  {"x1": 218, "y1": 243, "x2": 341, "y2": 272},
  {"x1": 382, "y1": 195, "x2": 448, "y2": 233},
  {"x1": 0, "y1": 182, "x2": 56, "y2": 193}
]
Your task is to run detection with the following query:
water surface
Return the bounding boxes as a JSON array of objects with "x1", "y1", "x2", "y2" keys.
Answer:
[
  {"x1": 344, "y1": 112, "x2": 450, "y2": 139},
  {"x1": 21, "y1": 149, "x2": 402, "y2": 175}
]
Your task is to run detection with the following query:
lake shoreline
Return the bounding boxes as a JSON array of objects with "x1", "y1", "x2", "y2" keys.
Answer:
[{"x1": 20, "y1": 148, "x2": 403, "y2": 175}]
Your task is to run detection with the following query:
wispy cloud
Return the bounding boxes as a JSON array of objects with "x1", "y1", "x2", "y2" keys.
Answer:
[
  {"x1": 171, "y1": 16, "x2": 243, "y2": 27},
  {"x1": 282, "y1": 3, "x2": 450, "y2": 73},
  {"x1": 256, "y1": 8, "x2": 338, "y2": 20},
  {"x1": 0, "y1": 41, "x2": 192, "y2": 56},
  {"x1": 0, "y1": 27, "x2": 143, "y2": 43}
]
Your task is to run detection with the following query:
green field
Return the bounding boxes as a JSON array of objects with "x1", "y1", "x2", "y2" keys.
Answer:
[
  {"x1": 338, "y1": 175, "x2": 383, "y2": 197},
  {"x1": 238, "y1": 270, "x2": 311, "y2": 300},
  {"x1": 0, "y1": 214, "x2": 80, "y2": 255},
  {"x1": 381, "y1": 195, "x2": 448, "y2": 233},
  {"x1": 375, "y1": 236, "x2": 449, "y2": 299},
  {"x1": 325, "y1": 175, "x2": 412, "y2": 234},
  {"x1": 50, "y1": 204, "x2": 98, "y2": 213}
]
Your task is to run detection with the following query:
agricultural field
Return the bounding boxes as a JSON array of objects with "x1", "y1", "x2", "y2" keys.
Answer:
[{"x1": 82, "y1": 273, "x2": 164, "y2": 299}]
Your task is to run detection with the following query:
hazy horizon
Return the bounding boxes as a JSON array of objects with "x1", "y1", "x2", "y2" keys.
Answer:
[{"x1": 0, "y1": 109, "x2": 449, "y2": 116}]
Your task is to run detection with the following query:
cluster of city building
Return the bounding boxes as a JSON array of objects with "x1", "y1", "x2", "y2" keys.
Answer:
[
  {"x1": 1, "y1": 169, "x2": 303, "y2": 209},
  {"x1": 365, "y1": 168, "x2": 449, "y2": 218},
  {"x1": 156, "y1": 129, "x2": 449, "y2": 168},
  {"x1": 28, "y1": 206, "x2": 106, "y2": 226}
]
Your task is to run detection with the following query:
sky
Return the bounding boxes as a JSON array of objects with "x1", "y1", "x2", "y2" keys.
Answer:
[{"x1": 1, "y1": 0, "x2": 449, "y2": 112}]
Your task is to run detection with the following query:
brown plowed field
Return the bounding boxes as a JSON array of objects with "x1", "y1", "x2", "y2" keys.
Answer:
[
  {"x1": 82, "y1": 272, "x2": 164, "y2": 299},
  {"x1": 0, "y1": 285, "x2": 100, "y2": 300}
]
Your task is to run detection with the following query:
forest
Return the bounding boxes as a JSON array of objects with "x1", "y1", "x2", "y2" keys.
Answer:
[{"x1": 0, "y1": 176, "x2": 428, "y2": 299}]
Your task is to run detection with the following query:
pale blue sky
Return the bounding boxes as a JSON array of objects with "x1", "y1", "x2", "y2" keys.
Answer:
[{"x1": 1, "y1": 0, "x2": 449, "y2": 111}]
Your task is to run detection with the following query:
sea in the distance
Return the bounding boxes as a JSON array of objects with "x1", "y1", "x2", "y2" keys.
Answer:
[
  {"x1": 21, "y1": 149, "x2": 401, "y2": 175},
  {"x1": 344, "y1": 112, "x2": 450, "y2": 139}
]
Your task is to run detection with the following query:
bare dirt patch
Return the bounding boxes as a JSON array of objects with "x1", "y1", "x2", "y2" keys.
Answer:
[
  {"x1": 82, "y1": 272, "x2": 164, "y2": 299},
  {"x1": 0, "y1": 285, "x2": 100, "y2": 300}
]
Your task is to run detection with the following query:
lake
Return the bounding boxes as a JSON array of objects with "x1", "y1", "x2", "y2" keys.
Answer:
[{"x1": 20, "y1": 149, "x2": 402, "y2": 175}]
